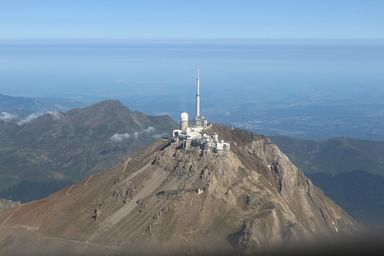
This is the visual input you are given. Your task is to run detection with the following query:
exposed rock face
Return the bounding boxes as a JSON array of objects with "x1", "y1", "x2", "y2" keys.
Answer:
[{"x1": 0, "y1": 126, "x2": 358, "y2": 255}]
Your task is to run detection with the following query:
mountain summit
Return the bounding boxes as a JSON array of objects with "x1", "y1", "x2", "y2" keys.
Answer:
[
  {"x1": 0, "y1": 100, "x2": 176, "y2": 201},
  {"x1": 0, "y1": 125, "x2": 358, "y2": 255}
]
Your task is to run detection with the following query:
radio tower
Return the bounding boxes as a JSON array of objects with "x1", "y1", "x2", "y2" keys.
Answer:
[{"x1": 196, "y1": 69, "x2": 201, "y2": 123}]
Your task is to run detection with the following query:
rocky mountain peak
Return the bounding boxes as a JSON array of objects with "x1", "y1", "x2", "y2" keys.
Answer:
[
  {"x1": 0, "y1": 125, "x2": 358, "y2": 255},
  {"x1": 77, "y1": 99, "x2": 129, "y2": 113},
  {"x1": 0, "y1": 100, "x2": 177, "y2": 201}
]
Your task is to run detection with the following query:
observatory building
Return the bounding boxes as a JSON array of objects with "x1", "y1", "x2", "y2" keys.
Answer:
[{"x1": 172, "y1": 71, "x2": 230, "y2": 153}]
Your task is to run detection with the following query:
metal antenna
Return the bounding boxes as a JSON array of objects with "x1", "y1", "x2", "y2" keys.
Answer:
[{"x1": 196, "y1": 69, "x2": 201, "y2": 119}]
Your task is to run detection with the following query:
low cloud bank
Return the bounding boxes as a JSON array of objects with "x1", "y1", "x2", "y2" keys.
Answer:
[
  {"x1": 17, "y1": 112, "x2": 45, "y2": 125},
  {"x1": 110, "y1": 133, "x2": 131, "y2": 142},
  {"x1": 48, "y1": 111, "x2": 62, "y2": 120},
  {"x1": 110, "y1": 126, "x2": 157, "y2": 143},
  {"x1": 152, "y1": 133, "x2": 168, "y2": 139},
  {"x1": 17, "y1": 111, "x2": 62, "y2": 125},
  {"x1": 144, "y1": 126, "x2": 155, "y2": 133},
  {"x1": 0, "y1": 112, "x2": 18, "y2": 122}
]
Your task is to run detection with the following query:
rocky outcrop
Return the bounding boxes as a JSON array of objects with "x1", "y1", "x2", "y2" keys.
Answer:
[{"x1": 0, "y1": 126, "x2": 358, "y2": 255}]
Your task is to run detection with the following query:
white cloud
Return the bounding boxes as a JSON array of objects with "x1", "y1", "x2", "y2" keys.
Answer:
[
  {"x1": 152, "y1": 133, "x2": 167, "y2": 139},
  {"x1": 110, "y1": 133, "x2": 130, "y2": 142},
  {"x1": 144, "y1": 126, "x2": 155, "y2": 134},
  {"x1": 17, "y1": 112, "x2": 45, "y2": 125},
  {"x1": 16, "y1": 111, "x2": 62, "y2": 125},
  {"x1": 110, "y1": 126, "x2": 159, "y2": 142},
  {"x1": 0, "y1": 112, "x2": 18, "y2": 122},
  {"x1": 48, "y1": 111, "x2": 62, "y2": 120}
]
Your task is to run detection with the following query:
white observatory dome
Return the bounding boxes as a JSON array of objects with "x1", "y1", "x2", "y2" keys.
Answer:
[{"x1": 180, "y1": 112, "x2": 189, "y2": 121}]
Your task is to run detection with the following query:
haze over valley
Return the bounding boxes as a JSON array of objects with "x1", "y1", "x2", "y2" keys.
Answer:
[{"x1": 1, "y1": 40, "x2": 384, "y2": 140}]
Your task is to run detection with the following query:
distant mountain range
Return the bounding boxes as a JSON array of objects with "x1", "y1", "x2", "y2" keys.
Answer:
[
  {"x1": 0, "y1": 93, "x2": 82, "y2": 119},
  {"x1": 271, "y1": 136, "x2": 384, "y2": 226},
  {"x1": 0, "y1": 100, "x2": 177, "y2": 201},
  {"x1": 309, "y1": 171, "x2": 384, "y2": 226},
  {"x1": 271, "y1": 136, "x2": 384, "y2": 176},
  {"x1": 1, "y1": 94, "x2": 383, "y2": 227}
]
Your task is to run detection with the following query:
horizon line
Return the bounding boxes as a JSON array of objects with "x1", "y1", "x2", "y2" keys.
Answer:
[
  {"x1": 1, "y1": 37, "x2": 384, "y2": 41},
  {"x1": 1, "y1": 38, "x2": 384, "y2": 46}
]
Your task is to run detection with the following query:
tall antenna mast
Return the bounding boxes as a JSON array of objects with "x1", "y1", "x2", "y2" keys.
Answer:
[{"x1": 196, "y1": 69, "x2": 201, "y2": 119}]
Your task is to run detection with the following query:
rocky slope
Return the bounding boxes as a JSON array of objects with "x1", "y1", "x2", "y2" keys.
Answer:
[
  {"x1": 0, "y1": 100, "x2": 176, "y2": 201},
  {"x1": 0, "y1": 126, "x2": 358, "y2": 255}
]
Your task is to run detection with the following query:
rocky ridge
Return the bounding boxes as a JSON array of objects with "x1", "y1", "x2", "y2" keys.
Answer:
[{"x1": 0, "y1": 125, "x2": 358, "y2": 255}]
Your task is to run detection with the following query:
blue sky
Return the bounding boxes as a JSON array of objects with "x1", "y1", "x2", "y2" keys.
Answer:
[{"x1": 0, "y1": 0, "x2": 383, "y2": 40}]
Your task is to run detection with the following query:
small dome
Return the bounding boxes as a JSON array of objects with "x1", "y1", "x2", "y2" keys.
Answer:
[{"x1": 180, "y1": 112, "x2": 189, "y2": 121}]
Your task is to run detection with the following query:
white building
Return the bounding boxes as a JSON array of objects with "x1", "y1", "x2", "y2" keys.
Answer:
[{"x1": 172, "y1": 71, "x2": 230, "y2": 153}]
